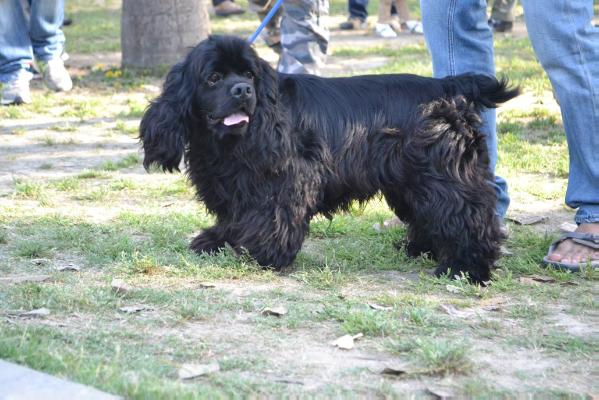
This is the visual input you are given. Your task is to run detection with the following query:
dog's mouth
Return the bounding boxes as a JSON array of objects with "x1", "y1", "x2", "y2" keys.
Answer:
[
  {"x1": 207, "y1": 111, "x2": 250, "y2": 127},
  {"x1": 222, "y1": 112, "x2": 249, "y2": 126}
]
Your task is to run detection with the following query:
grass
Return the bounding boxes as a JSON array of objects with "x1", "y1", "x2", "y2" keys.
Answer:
[{"x1": 0, "y1": 0, "x2": 597, "y2": 397}]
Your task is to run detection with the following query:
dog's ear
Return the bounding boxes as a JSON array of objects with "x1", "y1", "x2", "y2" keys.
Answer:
[{"x1": 140, "y1": 62, "x2": 193, "y2": 172}]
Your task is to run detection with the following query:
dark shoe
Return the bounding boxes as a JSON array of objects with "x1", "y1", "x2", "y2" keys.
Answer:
[
  {"x1": 488, "y1": 18, "x2": 513, "y2": 33},
  {"x1": 214, "y1": 1, "x2": 245, "y2": 17},
  {"x1": 339, "y1": 17, "x2": 368, "y2": 30}
]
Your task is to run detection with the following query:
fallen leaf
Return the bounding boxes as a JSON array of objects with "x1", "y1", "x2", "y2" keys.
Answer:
[
  {"x1": 427, "y1": 385, "x2": 456, "y2": 399},
  {"x1": 0, "y1": 275, "x2": 50, "y2": 284},
  {"x1": 161, "y1": 202, "x2": 175, "y2": 208},
  {"x1": 199, "y1": 282, "x2": 216, "y2": 289},
  {"x1": 331, "y1": 333, "x2": 363, "y2": 350},
  {"x1": 368, "y1": 303, "x2": 393, "y2": 311},
  {"x1": 519, "y1": 275, "x2": 556, "y2": 285},
  {"x1": 529, "y1": 275, "x2": 556, "y2": 283},
  {"x1": 381, "y1": 364, "x2": 410, "y2": 376},
  {"x1": 559, "y1": 222, "x2": 577, "y2": 233},
  {"x1": 178, "y1": 362, "x2": 220, "y2": 380},
  {"x1": 119, "y1": 305, "x2": 152, "y2": 314},
  {"x1": 439, "y1": 304, "x2": 475, "y2": 318},
  {"x1": 560, "y1": 281, "x2": 579, "y2": 287},
  {"x1": 445, "y1": 285, "x2": 463, "y2": 294},
  {"x1": 19, "y1": 308, "x2": 50, "y2": 318},
  {"x1": 58, "y1": 264, "x2": 81, "y2": 272},
  {"x1": 30, "y1": 258, "x2": 50, "y2": 265},
  {"x1": 506, "y1": 215, "x2": 547, "y2": 225},
  {"x1": 111, "y1": 278, "x2": 131, "y2": 294},
  {"x1": 261, "y1": 306, "x2": 287, "y2": 317}
]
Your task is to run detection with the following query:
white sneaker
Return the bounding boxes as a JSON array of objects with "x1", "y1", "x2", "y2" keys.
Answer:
[
  {"x1": 404, "y1": 20, "x2": 423, "y2": 34},
  {"x1": 1, "y1": 77, "x2": 32, "y2": 105},
  {"x1": 40, "y1": 58, "x2": 73, "y2": 92},
  {"x1": 375, "y1": 23, "x2": 398, "y2": 38}
]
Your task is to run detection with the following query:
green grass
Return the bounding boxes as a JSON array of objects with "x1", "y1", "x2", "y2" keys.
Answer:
[{"x1": 0, "y1": 1, "x2": 597, "y2": 397}]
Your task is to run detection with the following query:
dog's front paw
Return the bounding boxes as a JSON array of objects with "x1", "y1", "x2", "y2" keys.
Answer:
[{"x1": 190, "y1": 231, "x2": 225, "y2": 255}]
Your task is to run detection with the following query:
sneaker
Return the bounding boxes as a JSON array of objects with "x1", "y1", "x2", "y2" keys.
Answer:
[
  {"x1": 39, "y1": 58, "x2": 73, "y2": 92},
  {"x1": 1, "y1": 77, "x2": 31, "y2": 105},
  {"x1": 214, "y1": 0, "x2": 245, "y2": 17},
  {"x1": 488, "y1": 18, "x2": 513, "y2": 33},
  {"x1": 403, "y1": 20, "x2": 423, "y2": 34},
  {"x1": 339, "y1": 17, "x2": 368, "y2": 30},
  {"x1": 375, "y1": 23, "x2": 397, "y2": 38}
]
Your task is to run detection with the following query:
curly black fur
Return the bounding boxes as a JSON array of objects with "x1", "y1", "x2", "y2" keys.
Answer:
[{"x1": 140, "y1": 35, "x2": 519, "y2": 283}]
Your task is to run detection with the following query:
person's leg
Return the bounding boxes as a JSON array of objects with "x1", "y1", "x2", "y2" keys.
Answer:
[
  {"x1": 340, "y1": 0, "x2": 368, "y2": 29},
  {"x1": 0, "y1": 0, "x2": 33, "y2": 104},
  {"x1": 278, "y1": 0, "x2": 329, "y2": 74},
  {"x1": 522, "y1": 0, "x2": 599, "y2": 265},
  {"x1": 420, "y1": 0, "x2": 510, "y2": 220},
  {"x1": 29, "y1": 0, "x2": 65, "y2": 62},
  {"x1": 29, "y1": 0, "x2": 72, "y2": 92},
  {"x1": 0, "y1": 0, "x2": 34, "y2": 83},
  {"x1": 348, "y1": 0, "x2": 368, "y2": 22}
]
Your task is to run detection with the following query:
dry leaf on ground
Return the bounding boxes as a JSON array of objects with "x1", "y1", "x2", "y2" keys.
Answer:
[
  {"x1": 439, "y1": 304, "x2": 475, "y2": 318},
  {"x1": 380, "y1": 364, "x2": 410, "y2": 376},
  {"x1": 506, "y1": 215, "x2": 547, "y2": 225},
  {"x1": 331, "y1": 333, "x2": 363, "y2": 350},
  {"x1": 445, "y1": 285, "x2": 463, "y2": 294},
  {"x1": 368, "y1": 303, "x2": 393, "y2": 311},
  {"x1": 198, "y1": 282, "x2": 216, "y2": 289},
  {"x1": 261, "y1": 306, "x2": 288, "y2": 317},
  {"x1": 178, "y1": 362, "x2": 220, "y2": 380},
  {"x1": 58, "y1": 264, "x2": 81, "y2": 272},
  {"x1": 19, "y1": 308, "x2": 51, "y2": 318},
  {"x1": 426, "y1": 385, "x2": 456, "y2": 399},
  {"x1": 519, "y1": 275, "x2": 556, "y2": 285},
  {"x1": 119, "y1": 305, "x2": 152, "y2": 314}
]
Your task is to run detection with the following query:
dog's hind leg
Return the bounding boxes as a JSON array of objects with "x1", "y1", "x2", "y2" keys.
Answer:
[{"x1": 397, "y1": 97, "x2": 503, "y2": 283}]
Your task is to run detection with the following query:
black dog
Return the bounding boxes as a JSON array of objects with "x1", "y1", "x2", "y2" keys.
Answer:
[{"x1": 140, "y1": 35, "x2": 518, "y2": 283}]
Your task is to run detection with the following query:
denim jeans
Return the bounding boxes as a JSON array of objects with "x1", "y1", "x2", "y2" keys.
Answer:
[
  {"x1": 348, "y1": 0, "x2": 369, "y2": 21},
  {"x1": 421, "y1": 0, "x2": 599, "y2": 224},
  {"x1": 420, "y1": 0, "x2": 510, "y2": 220},
  {"x1": 521, "y1": 0, "x2": 599, "y2": 224},
  {"x1": 0, "y1": 0, "x2": 65, "y2": 83}
]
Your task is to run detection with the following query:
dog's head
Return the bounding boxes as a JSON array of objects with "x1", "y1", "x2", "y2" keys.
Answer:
[{"x1": 140, "y1": 35, "x2": 276, "y2": 172}]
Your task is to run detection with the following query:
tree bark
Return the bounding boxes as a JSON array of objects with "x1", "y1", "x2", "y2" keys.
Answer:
[{"x1": 121, "y1": 0, "x2": 210, "y2": 69}]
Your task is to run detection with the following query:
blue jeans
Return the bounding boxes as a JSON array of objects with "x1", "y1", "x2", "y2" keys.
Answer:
[
  {"x1": 0, "y1": 0, "x2": 65, "y2": 83},
  {"x1": 348, "y1": 0, "x2": 369, "y2": 21},
  {"x1": 420, "y1": 0, "x2": 510, "y2": 219},
  {"x1": 420, "y1": 0, "x2": 599, "y2": 224},
  {"x1": 521, "y1": 0, "x2": 599, "y2": 224}
]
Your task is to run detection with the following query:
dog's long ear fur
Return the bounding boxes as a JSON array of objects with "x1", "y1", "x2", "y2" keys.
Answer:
[
  {"x1": 140, "y1": 62, "x2": 193, "y2": 172},
  {"x1": 241, "y1": 58, "x2": 293, "y2": 170}
]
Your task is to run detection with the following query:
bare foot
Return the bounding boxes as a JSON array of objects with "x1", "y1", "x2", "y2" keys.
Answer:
[{"x1": 547, "y1": 222, "x2": 599, "y2": 264}]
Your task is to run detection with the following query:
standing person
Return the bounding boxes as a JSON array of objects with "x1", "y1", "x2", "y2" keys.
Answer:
[
  {"x1": 489, "y1": 0, "x2": 517, "y2": 32},
  {"x1": 0, "y1": 0, "x2": 72, "y2": 105},
  {"x1": 249, "y1": 0, "x2": 329, "y2": 74},
  {"x1": 420, "y1": 0, "x2": 599, "y2": 270}
]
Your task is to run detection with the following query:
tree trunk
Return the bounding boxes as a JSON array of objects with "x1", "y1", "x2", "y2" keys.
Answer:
[{"x1": 121, "y1": 0, "x2": 210, "y2": 69}]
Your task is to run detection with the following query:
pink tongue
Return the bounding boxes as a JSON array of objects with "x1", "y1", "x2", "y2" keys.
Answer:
[{"x1": 223, "y1": 112, "x2": 249, "y2": 126}]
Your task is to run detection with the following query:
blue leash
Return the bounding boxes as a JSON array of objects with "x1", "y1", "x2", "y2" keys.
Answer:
[{"x1": 247, "y1": 0, "x2": 285, "y2": 43}]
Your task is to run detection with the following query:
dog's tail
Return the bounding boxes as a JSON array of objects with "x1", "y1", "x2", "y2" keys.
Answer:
[{"x1": 442, "y1": 74, "x2": 520, "y2": 110}]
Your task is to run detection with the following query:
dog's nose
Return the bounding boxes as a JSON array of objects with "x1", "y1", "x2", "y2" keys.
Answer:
[{"x1": 230, "y1": 82, "x2": 253, "y2": 100}]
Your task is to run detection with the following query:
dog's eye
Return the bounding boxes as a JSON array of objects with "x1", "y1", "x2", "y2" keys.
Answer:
[
  {"x1": 207, "y1": 72, "x2": 222, "y2": 86},
  {"x1": 243, "y1": 71, "x2": 254, "y2": 80}
]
